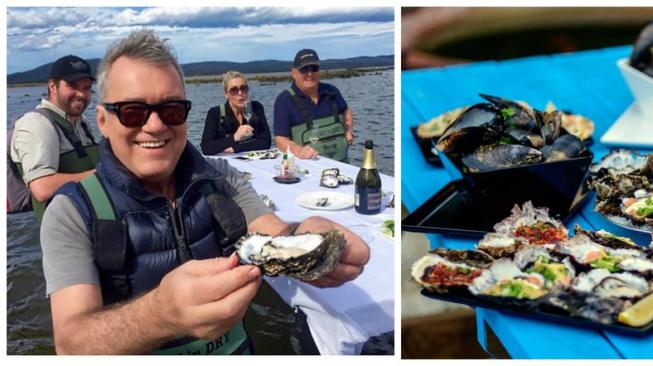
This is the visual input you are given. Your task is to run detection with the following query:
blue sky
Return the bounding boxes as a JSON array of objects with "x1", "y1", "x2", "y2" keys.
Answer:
[{"x1": 7, "y1": 7, "x2": 394, "y2": 74}]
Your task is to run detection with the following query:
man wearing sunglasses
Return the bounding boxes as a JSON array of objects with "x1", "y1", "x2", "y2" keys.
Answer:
[
  {"x1": 39, "y1": 30, "x2": 369, "y2": 355},
  {"x1": 273, "y1": 49, "x2": 354, "y2": 161},
  {"x1": 9, "y1": 55, "x2": 98, "y2": 223}
]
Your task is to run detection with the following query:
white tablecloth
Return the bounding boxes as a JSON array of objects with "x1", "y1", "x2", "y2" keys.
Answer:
[{"x1": 208, "y1": 152, "x2": 395, "y2": 355}]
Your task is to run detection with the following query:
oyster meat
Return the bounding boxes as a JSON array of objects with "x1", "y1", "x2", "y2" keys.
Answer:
[
  {"x1": 572, "y1": 269, "x2": 650, "y2": 299},
  {"x1": 469, "y1": 259, "x2": 548, "y2": 300},
  {"x1": 236, "y1": 230, "x2": 346, "y2": 280},
  {"x1": 514, "y1": 246, "x2": 575, "y2": 288},
  {"x1": 476, "y1": 232, "x2": 524, "y2": 258}
]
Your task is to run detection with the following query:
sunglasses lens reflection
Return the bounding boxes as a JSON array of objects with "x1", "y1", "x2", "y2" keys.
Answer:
[
  {"x1": 300, "y1": 65, "x2": 319, "y2": 74},
  {"x1": 158, "y1": 103, "x2": 188, "y2": 125},
  {"x1": 116, "y1": 102, "x2": 189, "y2": 127},
  {"x1": 120, "y1": 104, "x2": 149, "y2": 127},
  {"x1": 229, "y1": 85, "x2": 249, "y2": 96}
]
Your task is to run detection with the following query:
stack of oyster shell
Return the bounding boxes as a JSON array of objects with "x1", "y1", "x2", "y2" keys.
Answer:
[
  {"x1": 588, "y1": 150, "x2": 653, "y2": 231},
  {"x1": 411, "y1": 201, "x2": 653, "y2": 327}
]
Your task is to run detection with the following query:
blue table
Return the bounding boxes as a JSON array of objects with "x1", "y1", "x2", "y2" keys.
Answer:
[{"x1": 402, "y1": 46, "x2": 653, "y2": 359}]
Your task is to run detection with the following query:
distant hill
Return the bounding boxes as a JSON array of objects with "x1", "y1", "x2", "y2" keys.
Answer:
[{"x1": 8, "y1": 55, "x2": 394, "y2": 85}]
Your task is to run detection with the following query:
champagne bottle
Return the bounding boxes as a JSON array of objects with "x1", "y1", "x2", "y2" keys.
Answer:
[{"x1": 355, "y1": 140, "x2": 382, "y2": 214}]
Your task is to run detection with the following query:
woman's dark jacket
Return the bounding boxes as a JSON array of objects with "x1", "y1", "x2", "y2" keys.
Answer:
[{"x1": 201, "y1": 100, "x2": 271, "y2": 154}]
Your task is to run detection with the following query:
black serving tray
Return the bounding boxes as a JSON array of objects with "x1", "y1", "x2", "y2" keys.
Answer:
[
  {"x1": 402, "y1": 180, "x2": 590, "y2": 238},
  {"x1": 421, "y1": 289, "x2": 653, "y2": 336},
  {"x1": 410, "y1": 126, "x2": 442, "y2": 166}
]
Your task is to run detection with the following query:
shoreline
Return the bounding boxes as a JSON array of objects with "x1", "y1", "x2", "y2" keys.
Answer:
[{"x1": 7, "y1": 66, "x2": 393, "y2": 88}]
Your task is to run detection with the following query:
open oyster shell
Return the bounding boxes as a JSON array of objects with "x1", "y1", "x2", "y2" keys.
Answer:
[
  {"x1": 236, "y1": 230, "x2": 346, "y2": 281},
  {"x1": 493, "y1": 201, "x2": 568, "y2": 245},
  {"x1": 411, "y1": 249, "x2": 492, "y2": 293},
  {"x1": 537, "y1": 288, "x2": 628, "y2": 325},
  {"x1": 469, "y1": 259, "x2": 548, "y2": 300},
  {"x1": 572, "y1": 269, "x2": 650, "y2": 300},
  {"x1": 477, "y1": 232, "x2": 524, "y2": 258}
]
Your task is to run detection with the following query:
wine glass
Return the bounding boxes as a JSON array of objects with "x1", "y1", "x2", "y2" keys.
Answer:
[{"x1": 243, "y1": 100, "x2": 253, "y2": 125}]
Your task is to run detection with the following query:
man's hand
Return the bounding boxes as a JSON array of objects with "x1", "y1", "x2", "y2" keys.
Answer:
[
  {"x1": 297, "y1": 145, "x2": 319, "y2": 159},
  {"x1": 345, "y1": 129, "x2": 354, "y2": 145},
  {"x1": 234, "y1": 125, "x2": 254, "y2": 141},
  {"x1": 294, "y1": 216, "x2": 370, "y2": 288},
  {"x1": 152, "y1": 254, "x2": 262, "y2": 340}
]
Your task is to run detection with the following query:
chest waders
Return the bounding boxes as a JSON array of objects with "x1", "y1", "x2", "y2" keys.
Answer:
[
  {"x1": 78, "y1": 174, "x2": 251, "y2": 355},
  {"x1": 287, "y1": 88, "x2": 349, "y2": 162},
  {"x1": 218, "y1": 104, "x2": 253, "y2": 144},
  {"x1": 15, "y1": 108, "x2": 98, "y2": 223}
]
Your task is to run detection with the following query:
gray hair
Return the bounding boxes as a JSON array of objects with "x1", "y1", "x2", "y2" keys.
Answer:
[
  {"x1": 97, "y1": 29, "x2": 185, "y2": 101},
  {"x1": 222, "y1": 70, "x2": 247, "y2": 94}
]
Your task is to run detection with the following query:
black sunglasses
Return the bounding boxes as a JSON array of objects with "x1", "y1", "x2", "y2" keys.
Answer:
[
  {"x1": 103, "y1": 100, "x2": 191, "y2": 128},
  {"x1": 299, "y1": 65, "x2": 320, "y2": 74},
  {"x1": 228, "y1": 84, "x2": 249, "y2": 96}
]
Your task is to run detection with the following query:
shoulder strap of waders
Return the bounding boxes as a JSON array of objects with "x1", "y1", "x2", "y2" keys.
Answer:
[
  {"x1": 200, "y1": 180, "x2": 247, "y2": 257},
  {"x1": 79, "y1": 173, "x2": 130, "y2": 304},
  {"x1": 217, "y1": 104, "x2": 227, "y2": 126},
  {"x1": 80, "y1": 120, "x2": 97, "y2": 144},
  {"x1": 323, "y1": 89, "x2": 342, "y2": 123},
  {"x1": 36, "y1": 108, "x2": 89, "y2": 158},
  {"x1": 287, "y1": 87, "x2": 314, "y2": 130}
]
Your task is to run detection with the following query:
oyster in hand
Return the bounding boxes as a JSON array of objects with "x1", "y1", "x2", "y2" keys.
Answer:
[{"x1": 236, "y1": 230, "x2": 346, "y2": 281}]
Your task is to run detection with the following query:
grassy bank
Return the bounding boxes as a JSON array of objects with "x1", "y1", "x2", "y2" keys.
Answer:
[
  {"x1": 8, "y1": 67, "x2": 392, "y2": 88},
  {"x1": 185, "y1": 67, "x2": 392, "y2": 85}
]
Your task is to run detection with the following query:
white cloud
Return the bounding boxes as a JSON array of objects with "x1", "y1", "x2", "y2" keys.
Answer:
[{"x1": 7, "y1": 7, "x2": 394, "y2": 73}]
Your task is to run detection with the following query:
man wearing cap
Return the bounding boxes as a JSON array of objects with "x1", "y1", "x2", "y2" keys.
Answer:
[
  {"x1": 9, "y1": 55, "x2": 99, "y2": 223},
  {"x1": 273, "y1": 49, "x2": 354, "y2": 162}
]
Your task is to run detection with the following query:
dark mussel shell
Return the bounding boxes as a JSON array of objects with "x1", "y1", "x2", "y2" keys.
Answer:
[
  {"x1": 541, "y1": 134, "x2": 586, "y2": 162},
  {"x1": 630, "y1": 22, "x2": 653, "y2": 78},
  {"x1": 436, "y1": 103, "x2": 503, "y2": 154},
  {"x1": 461, "y1": 144, "x2": 543, "y2": 172},
  {"x1": 538, "y1": 110, "x2": 562, "y2": 144},
  {"x1": 505, "y1": 128, "x2": 545, "y2": 149},
  {"x1": 480, "y1": 93, "x2": 540, "y2": 132}
]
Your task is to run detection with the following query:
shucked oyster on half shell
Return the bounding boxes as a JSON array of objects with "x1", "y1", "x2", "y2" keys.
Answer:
[
  {"x1": 469, "y1": 259, "x2": 549, "y2": 300},
  {"x1": 236, "y1": 230, "x2": 346, "y2": 281},
  {"x1": 493, "y1": 201, "x2": 568, "y2": 245},
  {"x1": 476, "y1": 232, "x2": 525, "y2": 258},
  {"x1": 411, "y1": 249, "x2": 492, "y2": 293}
]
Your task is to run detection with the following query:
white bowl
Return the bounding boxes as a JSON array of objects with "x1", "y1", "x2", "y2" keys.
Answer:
[{"x1": 617, "y1": 58, "x2": 653, "y2": 119}]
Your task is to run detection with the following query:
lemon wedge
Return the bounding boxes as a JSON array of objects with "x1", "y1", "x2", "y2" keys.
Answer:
[{"x1": 618, "y1": 292, "x2": 653, "y2": 327}]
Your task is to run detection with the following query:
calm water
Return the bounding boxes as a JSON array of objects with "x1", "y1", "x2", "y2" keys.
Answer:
[{"x1": 6, "y1": 71, "x2": 394, "y2": 355}]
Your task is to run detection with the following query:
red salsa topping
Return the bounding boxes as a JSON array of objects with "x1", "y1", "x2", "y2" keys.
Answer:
[
  {"x1": 422, "y1": 263, "x2": 482, "y2": 285},
  {"x1": 514, "y1": 222, "x2": 567, "y2": 244}
]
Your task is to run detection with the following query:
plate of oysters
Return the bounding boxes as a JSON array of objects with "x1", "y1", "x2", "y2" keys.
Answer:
[
  {"x1": 296, "y1": 191, "x2": 354, "y2": 211},
  {"x1": 235, "y1": 148, "x2": 281, "y2": 161},
  {"x1": 411, "y1": 201, "x2": 653, "y2": 334},
  {"x1": 587, "y1": 150, "x2": 653, "y2": 243}
]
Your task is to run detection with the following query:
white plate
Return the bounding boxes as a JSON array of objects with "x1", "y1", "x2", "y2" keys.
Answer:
[
  {"x1": 296, "y1": 191, "x2": 354, "y2": 211},
  {"x1": 600, "y1": 102, "x2": 653, "y2": 148}
]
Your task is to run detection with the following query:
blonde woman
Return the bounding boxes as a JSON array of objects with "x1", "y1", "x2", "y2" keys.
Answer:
[{"x1": 201, "y1": 71, "x2": 271, "y2": 154}]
